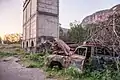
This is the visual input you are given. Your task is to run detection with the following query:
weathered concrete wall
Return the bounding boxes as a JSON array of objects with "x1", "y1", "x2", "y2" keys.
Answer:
[
  {"x1": 22, "y1": 0, "x2": 59, "y2": 52},
  {"x1": 37, "y1": 0, "x2": 59, "y2": 38},
  {"x1": 37, "y1": 14, "x2": 59, "y2": 38},
  {"x1": 22, "y1": 0, "x2": 37, "y2": 49},
  {"x1": 37, "y1": 0, "x2": 59, "y2": 15}
]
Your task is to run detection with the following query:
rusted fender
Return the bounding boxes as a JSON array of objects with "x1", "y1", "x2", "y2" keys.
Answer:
[{"x1": 70, "y1": 54, "x2": 86, "y2": 71}]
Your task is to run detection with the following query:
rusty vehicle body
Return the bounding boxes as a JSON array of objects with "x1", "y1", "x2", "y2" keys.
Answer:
[{"x1": 47, "y1": 39, "x2": 119, "y2": 71}]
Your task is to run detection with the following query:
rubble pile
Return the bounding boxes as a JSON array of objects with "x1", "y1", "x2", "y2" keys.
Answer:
[{"x1": 51, "y1": 38, "x2": 79, "y2": 56}]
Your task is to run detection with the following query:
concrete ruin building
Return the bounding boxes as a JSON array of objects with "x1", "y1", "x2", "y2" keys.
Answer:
[{"x1": 22, "y1": 0, "x2": 59, "y2": 52}]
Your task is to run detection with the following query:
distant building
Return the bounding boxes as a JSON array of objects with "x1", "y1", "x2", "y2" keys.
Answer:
[{"x1": 22, "y1": 0, "x2": 59, "y2": 52}]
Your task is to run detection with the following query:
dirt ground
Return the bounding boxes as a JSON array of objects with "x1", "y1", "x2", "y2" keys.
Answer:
[{"x1": 0, "y1": 57, "x2": 55, "y2": 80}]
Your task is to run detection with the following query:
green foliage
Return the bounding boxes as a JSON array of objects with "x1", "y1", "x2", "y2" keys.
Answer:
[
  {"x1": 45, "y1": 62, "x2": 120, "y2": 80},
  {"x1": 0, "y1": 52, "x2": 17, "y2": 58},
  {"x1": 68, "y1": 23, "x2": 87, "y2": 43},
  {"x1": 84, "y1": 23, "x2": 99, "y2": 40},
  {"x1": 21, "y1": 53, "x2": 48, "y2": 68},
  {"x1": 20, "y1": 52, "x2": 120, "y2": 80},
  {"x1": 1, "y1": 50, "x2": 120, "y2": 80},
  {"x1": 59, "y1": 27, "x2": 69, "y2": 42},
  {"x1": 64, "y1": 67, "x2": 82, "y2": 80}
]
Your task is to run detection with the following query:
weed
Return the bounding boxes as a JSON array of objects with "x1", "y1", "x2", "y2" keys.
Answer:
[
  {"x1": 21, "y1": 53, "x2": 120, "y2": 80},
  {"x1": 0, "y1": 52, "x2": 17, "y2": 58},
  {"x1": 1, "y1": 49, "x2": 119, "y2": 80},
  {"x1": 20, "y1": 53, "x2": 48, "y2": 68}
]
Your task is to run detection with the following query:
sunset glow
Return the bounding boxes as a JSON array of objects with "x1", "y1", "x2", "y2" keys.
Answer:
[{"x1": 0, "y1": 0, "x2": 120, "y2": 38}]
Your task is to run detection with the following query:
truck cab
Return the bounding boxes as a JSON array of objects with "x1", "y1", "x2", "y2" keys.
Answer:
[
  {"x1": 47, "y1": 43, "x2": 119, "y2": 71},
  {"x1": 74, "y1": 44, "x2": 118, "y2": 70}
]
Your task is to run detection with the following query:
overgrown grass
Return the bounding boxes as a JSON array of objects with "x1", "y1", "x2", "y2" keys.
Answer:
[
  {"x1": 20, "y1": 53, "x2": 48, "y2": 68},
  {"x1": 19, "y1": 52, "x2": 120, "y2": 80},
  {"x1": 0, "y1": 51, "x2": 17, "y2": 58},
  {"x1": 45, "y1": 65, "x2": 120, "y2": 80},
  {"x1": 0, "y1": 47, "x2": 120, "y2": 80}
]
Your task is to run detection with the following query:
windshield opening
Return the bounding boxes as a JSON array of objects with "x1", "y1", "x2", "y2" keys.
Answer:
[{"x1": 75, "y1": 47, "x2": 87, "y2": 56}]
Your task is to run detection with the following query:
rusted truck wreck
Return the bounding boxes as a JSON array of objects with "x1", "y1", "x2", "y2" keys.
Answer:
[{"x1": 47, "y1": 38, "x2": 120, "y2": 71}]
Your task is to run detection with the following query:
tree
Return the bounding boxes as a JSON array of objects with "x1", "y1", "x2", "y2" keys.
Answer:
[
  {"x1": 84, "y1": 11, "x2": 120, "y2": 54},
  {"x1": 3, "y1": 33, "x2": 21, "y2": 44},
  {"x1": 68, "y1": 22, "x2": 87, "y2": 43},
  {"x1": 0, "y1": 37, "x2": 2, "y2": 44},
  {"x1": 59, "y1": 27, "x2": 69, "y2": 42}
]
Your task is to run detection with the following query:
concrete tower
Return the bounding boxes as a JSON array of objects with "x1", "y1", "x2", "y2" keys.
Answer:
[{"x1": 22, "y1": 0, "x2": 59, "y2": 52}]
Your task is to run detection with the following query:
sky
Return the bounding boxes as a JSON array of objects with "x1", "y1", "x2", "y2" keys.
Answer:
[{"x1": 0, "y1": 0, "x2": 120, "y2": 38}]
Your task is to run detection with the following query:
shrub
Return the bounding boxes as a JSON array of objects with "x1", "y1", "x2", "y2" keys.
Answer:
[{"x1": 22, "y1": 53, "x2": 48, "y2": 68}]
